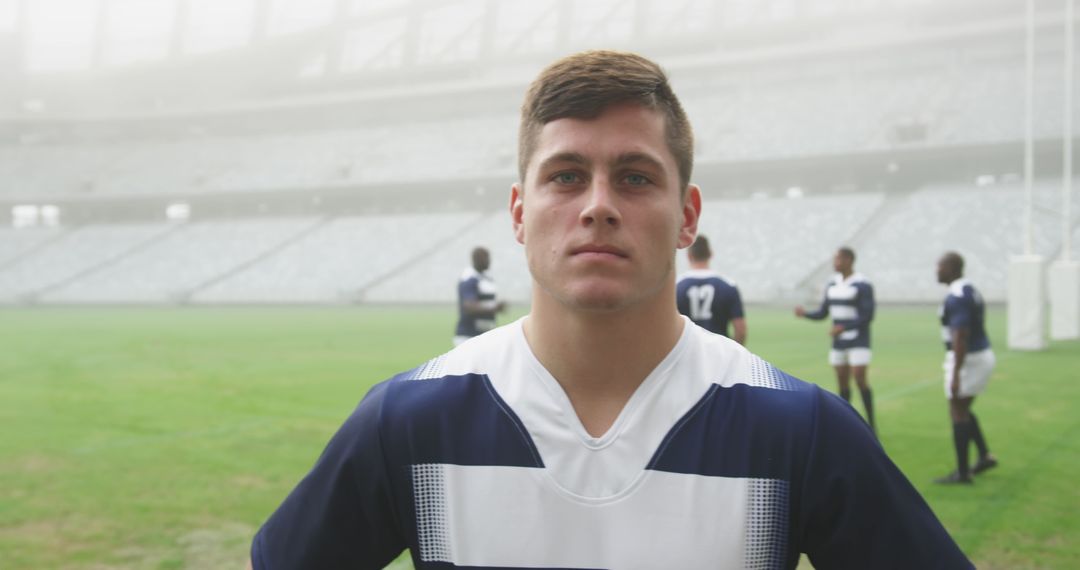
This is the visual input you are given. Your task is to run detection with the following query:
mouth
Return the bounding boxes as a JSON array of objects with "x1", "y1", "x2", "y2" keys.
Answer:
[{"x1": 570, "y1": 244, "x2": 630, "y2": 260}]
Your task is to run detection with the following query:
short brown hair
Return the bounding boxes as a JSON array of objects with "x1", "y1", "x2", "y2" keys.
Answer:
[
  {"x1": 518, "y1": 50, "x2": 694, "y2": 191},
  {"x1": 688, "y1": 235, "x2": 711, "y2": 261}
]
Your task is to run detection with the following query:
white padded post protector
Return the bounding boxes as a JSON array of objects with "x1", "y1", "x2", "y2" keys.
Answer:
[
  {"x1": 1048, "y1": 260, "x2": 1080, "y2": 340},
  {"x1": 1007, "y1": 255, "x2": 1046, "y2": 350}
]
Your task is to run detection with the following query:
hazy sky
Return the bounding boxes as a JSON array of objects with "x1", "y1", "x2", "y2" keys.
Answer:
[
  {"x1": 0, "y1": 0, "x2": 937, "y2": 74},
  {"x1": 1, "y1": 0, "x2": 349, "y2": 72}
]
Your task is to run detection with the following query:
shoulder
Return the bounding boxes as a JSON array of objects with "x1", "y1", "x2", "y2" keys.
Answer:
[
  {"x1": 379, "y1": 322, "x2": 517, "y2": 415},
  {"x1": 677, "y1": 268, "x2": 718, "y2": 284},
  {"x1": 656, "y1": 327, "x2": 852, "y2": 479},
  {"x1": 946, "y1": 279, "x2": 976, "y2": 305},
  {"x1": 690, "y1": 329, "x2": 833, "y2": 423},
  {"x1": 714, "y1": 274, "x2": 739, "y2": 290},
  {"x1": 356, "y1": 321, "x2": 540, "y2": 467}
]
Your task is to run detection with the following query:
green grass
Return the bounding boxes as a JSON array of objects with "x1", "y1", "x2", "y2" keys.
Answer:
[{"x1": 1, "y1": 305, "x2": 1077, "y2": 569}]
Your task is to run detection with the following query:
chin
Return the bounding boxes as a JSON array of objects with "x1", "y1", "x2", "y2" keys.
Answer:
[{"x1": 560, "y1": 282, "x2": 635, "y2": 312}]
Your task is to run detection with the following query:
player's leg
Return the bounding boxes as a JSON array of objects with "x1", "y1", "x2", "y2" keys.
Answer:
[
  {"x1": 937, "y1": 396, "x2": 975, "y2": 484},
  {"x1": 852, "y1": 365, "x2": 875, "y2": 434},
  {"x1": 969, "y1": 413, "x2": 997, "y2": 474},
  {"x1": 850, "y1": 348, "x2": 874, "y2": 434},
  {"x1": 834, "y1": 365, "x2": 851, "y2": 402},
  {"x1": 830, "y1": 350, "x2": 851, "y2": 402},
  {"x1": 967, "y1": 349, "x2": 997, "y2": 475},
  {"x1": 936, "y1": 352, "x2": 974, "y2": 484}
]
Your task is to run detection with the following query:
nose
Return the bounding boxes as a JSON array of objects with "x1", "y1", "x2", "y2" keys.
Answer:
[{"x1": 579, "y1": 178, "x2": 621, "y2": 228}]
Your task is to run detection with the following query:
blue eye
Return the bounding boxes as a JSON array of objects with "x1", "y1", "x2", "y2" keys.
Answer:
[
  {"x1": 626, "y1": 174, "x2": 649, "y2": 185},
  {"x1": 555, "y1": 172, "x2": 579, "y2": 184}
]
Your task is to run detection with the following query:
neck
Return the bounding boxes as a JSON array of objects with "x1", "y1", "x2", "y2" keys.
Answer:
[
  {"x1": 523, "y1": 280, "x2": 685, "y2": 437},
  {"x1": 840, "y1": 269, "x2": 853, "y2": 278},
  {"x1": 689, "y1": 260, "x2": 709, "y2": 270}
]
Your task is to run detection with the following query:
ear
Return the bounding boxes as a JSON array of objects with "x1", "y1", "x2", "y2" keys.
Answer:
[
  {"x1": 677, "y1": 184, "x2": 702, "y2": 249},
  {"x1": 510, "y1": 183, "x2": 526, "y2": 245}
]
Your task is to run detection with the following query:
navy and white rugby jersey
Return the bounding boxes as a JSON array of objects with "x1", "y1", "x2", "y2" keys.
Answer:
[
  {"x1": 675, "y1": 269, "x2": 745, "y2": 337},
  {"x1": 455, "y1": 267, "x2": 498, "y2": 338},
  {"x1": 803, "y1": 273, "x2": 875, "y2": 350},
  {"x1": 940, "y1": 278, "x2": 991, "y2": 352},
  {"x1": 253, "y1": 317, "x2": 970, "y2": 570}
]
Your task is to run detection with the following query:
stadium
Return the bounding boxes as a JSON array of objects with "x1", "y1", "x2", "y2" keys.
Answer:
[{"x1": 1, "y1": 0, "x2": 1078, "y2": 568}]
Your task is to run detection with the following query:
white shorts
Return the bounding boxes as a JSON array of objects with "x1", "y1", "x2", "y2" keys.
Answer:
[
  {"x1": 829, "y1": 348, "x2": 871, "y2": 367},
  {"x1": 943, "y1": 349, "x2": 995, "y2": 399}
]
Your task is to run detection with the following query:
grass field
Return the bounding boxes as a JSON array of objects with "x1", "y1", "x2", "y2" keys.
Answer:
[{"x1": 1, "y1": 305, "x2": 1077, "y2": 569}]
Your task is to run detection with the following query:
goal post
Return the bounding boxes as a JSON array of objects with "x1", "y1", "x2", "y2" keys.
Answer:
[{"x1": 1007, "y1": 255, "x2": 1046, "y2": 350}]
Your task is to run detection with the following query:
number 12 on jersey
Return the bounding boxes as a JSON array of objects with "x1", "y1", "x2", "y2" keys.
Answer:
[{"x1": 687, "y1": 284, "x2": 715, "y2": 321}]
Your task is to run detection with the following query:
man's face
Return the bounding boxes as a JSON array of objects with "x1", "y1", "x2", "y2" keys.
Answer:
[
  {"x1": 937, "y1": 258, "x2": 950, "y2": 284},
  {"x1": 510, "y1": 103, "x2": 700, "y2": 312},
  {"x1": 833, "y1": 252, "x2": 851, "y2": 274},
  {"x1": 473, "y1": 250, "x2": 490, "y2": 272}
]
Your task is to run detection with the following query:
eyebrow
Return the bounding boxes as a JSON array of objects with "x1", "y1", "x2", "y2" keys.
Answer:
[
  {"x1": 613, "y1": 152, "x2": 666, "y2": 173},
  {"x1": 536, "y1": 151, "x2": 667, "y2": 173},
  {"x1": 536, "y1": 152, "x2": 588, "y2": 173}
]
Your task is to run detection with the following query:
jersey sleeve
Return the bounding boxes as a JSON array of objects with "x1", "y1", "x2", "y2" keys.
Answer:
[
  {"x1": 459, "y1": 276, "x2": 480, "y2": 302},
  {"x1": 252, "y1": 381, "x2": 406, "y2": 570},
  {"x1": 803, "y1": 286, "x2": 830, "y2": 321},
  {"x1": 797, "y1": 390, "x2": 972, "y2": 569},
  {"x1": 946, "y1": 294, "x2": 972, "y2": 330},
  {"x1": 727, "y1": 284, "x2": 745, "y2": 320}
]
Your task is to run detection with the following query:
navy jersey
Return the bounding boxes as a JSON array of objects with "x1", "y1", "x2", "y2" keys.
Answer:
[
  {"x1": 676, "y1": 269, "x2": 745, "y2": 337},
  {"x1": 940, "y1": 279, "x2": 991, "y2": 352},
  {"x1": 253, "y1": 318, "x2": 970, "y2": 570},
  {"x1": 455, "y1": 267, "x2": 498, "y2": 337},
  {"x1": 804, "y1": 273, "x2": 875, "y2": 349}
]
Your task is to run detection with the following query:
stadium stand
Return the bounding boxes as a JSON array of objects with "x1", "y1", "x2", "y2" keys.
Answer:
[
  {"x1": 0, "y1": 223, "x2": 179, "y2": 302},
  {"x1": 677, "y1": 193, "x2": 887, "y2": 302},
  {"x1": 858, "y1": 180, "x2": 1072, "y2": 302},
  {"x1": 40, "y1": 218, "x2": 321, "y2": 303},
  {"x1": 363, "y1": 211, "x2": 530, "y2": 304},
  {"x1": 0, "y1": 116, "x2": 516, "y2": 198},
  {"x1": 0, "y1": 226, "x2": 68, "y2": 269},
  {"x1": 195, "y1": 212, "x2": 482, "y2": 303}
]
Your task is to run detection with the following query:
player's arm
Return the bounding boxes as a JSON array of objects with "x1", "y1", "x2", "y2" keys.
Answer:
[
  {"x1": 731, "y1": 318, "x2": 747, "y2": 346},
  {"x1": 798, "y1": 287, "x2": 829, "y2": 321},
  {"x1": 729, "y1": 286, "x2": 747, "y2": 345},
  {"x1": 460, "y1": 279, "x2": 505, "y2": 314},
  {"x1": 463, "y1": 298, "x2": 506, "y2": 314},
  {"x1": 799, "y1": 390, "x2": 973, "y2": 568},
  {"x1": 946, "y1": 295, "x2": 973, "y2": 399},
  {"x1": 251, "y1": 382, "x2": 406, "y2": 569},
  {"x1": 949, "y1": 326, "x2": 969, "y2": 399}
]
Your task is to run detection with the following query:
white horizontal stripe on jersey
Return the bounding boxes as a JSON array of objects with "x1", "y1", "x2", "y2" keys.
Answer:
[
  {"x1": 838, "y1": 329, "x2": 859, "y2": 341},
  {"x1": 829, "y1": 305, "x2": 858, "y2": 321},
  {"x1": 414, "y1": 463, "x2": 782, "y2": 569}
]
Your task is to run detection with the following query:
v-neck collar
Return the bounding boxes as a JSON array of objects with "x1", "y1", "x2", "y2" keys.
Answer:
[{"x1": 513, "y1": 316, "x2": 693, "y2": 448}]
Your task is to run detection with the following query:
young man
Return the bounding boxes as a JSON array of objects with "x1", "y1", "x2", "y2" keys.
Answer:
[
  {"x1": 795, "y1": 247, "x2": 877, "y2": 433},
  {"x1": 676, "y1": 234, "x2": 747, "y2": 344},
  {"x1": 251, "y1": 51, "x2": 970, "y2": 569},
  {"x1": 454, "y1": 246, "x2": 507, "y2": 346},
  {"x1": 934, "y1": 251, "x2": 998, "y2": 484}
]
